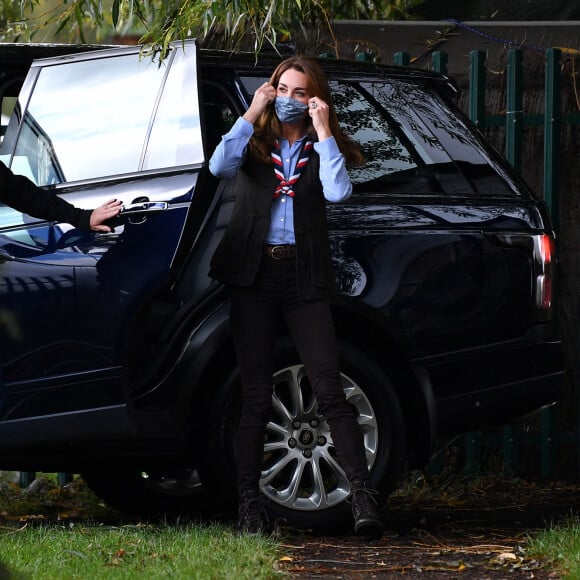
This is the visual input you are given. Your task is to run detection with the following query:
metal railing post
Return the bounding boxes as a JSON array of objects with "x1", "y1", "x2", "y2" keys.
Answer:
[
  {"x1": 469, "y1": 50, "x2": 487, "y2": 128},
  {"x1": 19, "y1": 472, "x2": 35, "y2": 488},
  {"x1": 540, "y1": 48, "x2": 562, "y2": 482},
  {"x1": 394, "y1": 51, "x2": 410, "y2": 67},
  {"x1": 506, "y1": 49, "x2": 524, "y2": 173},
  {"x1": 544, "y1": 48, "x2": 561, "y2": 232},
  {"x1": 432, "y1": 51, "x2": 448, "y2": 75}
]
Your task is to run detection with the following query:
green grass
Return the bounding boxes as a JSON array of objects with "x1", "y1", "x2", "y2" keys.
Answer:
[
  {"x1": 0, "y1": 522, "x2": 284, "y2": 579},
  {"x1": 527, "y1": 517, "x2": 580, "y2": 580},
  {"x1": 4, "y1": 471, "x2": 580, "y2": 578},
  {"x1": 0, "y1": 475, "x2": 284, "y2": 579}
]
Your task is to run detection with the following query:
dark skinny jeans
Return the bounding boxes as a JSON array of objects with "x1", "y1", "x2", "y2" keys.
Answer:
[{"x1": 230, "y1": 254, "x2": 369, "y2": 493}]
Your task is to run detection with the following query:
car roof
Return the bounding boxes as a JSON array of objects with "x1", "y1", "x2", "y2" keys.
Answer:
[
  {"x1": 0, "y1": 42, "x2": 113, "y2": 68},
  {"x1": 199, "y1": 48, "x2": 456, "y2": 85},
  {"x1": 7, "y1": 41, "x2": 457, "y2": 97}
]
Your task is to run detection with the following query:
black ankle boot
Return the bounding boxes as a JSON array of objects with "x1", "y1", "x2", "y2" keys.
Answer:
[
  {"x1": 350, "y1": 480, "x2": 383, "y2": 539},
  {"x1": 237, "y1": 489, "x2": 268, "y2": 535}
]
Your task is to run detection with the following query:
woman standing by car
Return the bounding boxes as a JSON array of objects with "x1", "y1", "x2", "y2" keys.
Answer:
[{"x1": 208, "y1": 56, "x2": 382, "y2": 539}]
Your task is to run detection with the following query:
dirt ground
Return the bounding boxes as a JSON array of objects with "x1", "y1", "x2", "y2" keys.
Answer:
[{"x1": 277, "y1": 478, "x2": 578, "y2": 578}]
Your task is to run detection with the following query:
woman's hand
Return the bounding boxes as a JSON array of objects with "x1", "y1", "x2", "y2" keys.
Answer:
[
  {"x1": 89, "y1": 198, "x2": 122, "y2": 232},
  {"x1": 308, "y1": 97, "x2": 332, "y2": 142},
  {"x1": 243, "y1": 82, "x2": 276, "y2": 125}
]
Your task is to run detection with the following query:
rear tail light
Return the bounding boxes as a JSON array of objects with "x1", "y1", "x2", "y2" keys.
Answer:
[{"x1": 533, "y1": 234, "x2": 555, "y2": 312}]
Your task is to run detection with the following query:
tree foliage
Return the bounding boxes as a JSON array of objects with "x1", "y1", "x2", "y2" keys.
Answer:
[{"x1": 2, "y1": 0, "x2": 424, "y2": 56}]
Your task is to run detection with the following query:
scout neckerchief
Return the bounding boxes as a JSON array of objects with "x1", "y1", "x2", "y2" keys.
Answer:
[{"x1": 271, "y1": 139, "x2": 314, "y2": 199}]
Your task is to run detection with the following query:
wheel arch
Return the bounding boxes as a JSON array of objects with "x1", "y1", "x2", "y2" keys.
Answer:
[
  {"x1": 332, "y1": 301, "x2": 437, "y2": 469},
  {"x1": 129, "y1": 294, "x2": 238, "y2": 445},
  {"x1": 168, "y1": 300, "x2": 237, "y2": 422}
]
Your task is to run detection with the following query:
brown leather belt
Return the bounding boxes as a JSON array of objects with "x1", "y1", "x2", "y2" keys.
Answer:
[{"x1": 263, "y1": 244, "x2": 296, "y2": 260}]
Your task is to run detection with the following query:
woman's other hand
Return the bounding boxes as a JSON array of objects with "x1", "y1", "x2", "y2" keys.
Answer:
[
  {"x1": 243, "y1": 82, "x2": 276, "y2": 124},
  {"x1": 308, "y1": 97, "x2": 332, "y2": 142}
]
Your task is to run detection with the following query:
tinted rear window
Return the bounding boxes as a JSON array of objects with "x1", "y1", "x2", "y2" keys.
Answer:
[{"x1": 352, "y1": 79, "x2": 519, "y2": 196}]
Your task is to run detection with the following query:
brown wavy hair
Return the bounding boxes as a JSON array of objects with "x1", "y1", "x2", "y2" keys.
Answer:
[{"x1": 248, "y1": 56, "x2": 364, "y2": 166}]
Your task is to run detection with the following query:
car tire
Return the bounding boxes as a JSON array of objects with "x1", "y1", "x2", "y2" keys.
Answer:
[
  {"x1": 80, "y1": 468, "x2": 226, "y2": 520},
  {"x1": 201, "y1": 338, "x2": 407, "y2": 532}
]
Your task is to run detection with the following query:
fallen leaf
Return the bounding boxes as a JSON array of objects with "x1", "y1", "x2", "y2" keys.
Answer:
[{"x1": 498, "y1": 552, "x2": 518, "y2": 561}]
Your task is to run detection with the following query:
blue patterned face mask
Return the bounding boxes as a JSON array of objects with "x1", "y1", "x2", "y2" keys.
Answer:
[{"x1": 274, "y1": 96, "x2": 308, "y2": 124}]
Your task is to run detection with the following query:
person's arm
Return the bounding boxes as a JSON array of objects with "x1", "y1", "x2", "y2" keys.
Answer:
[
  {"x1": 209, "y1": 117, "x2": 255, "y2": 178},
  {"x1": 209, "y1": 81, "x2": 276, "y2": 179},
  {"x1": 314, "y1": 136, "x2": 352, "y2": 203},
  {"x1": 308, "y1": 97, "x2": 352, "y2": 202},
  {"x1": 0, "y1": 162, "x2": 121, "y2": 231}
]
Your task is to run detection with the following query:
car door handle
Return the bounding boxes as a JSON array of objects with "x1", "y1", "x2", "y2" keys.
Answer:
[{"x1": 121, "y1": 201, "x2": 169, "y2": 215}]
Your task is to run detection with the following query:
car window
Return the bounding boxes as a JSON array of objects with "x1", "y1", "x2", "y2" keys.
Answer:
[
  {"x1": 236, "y1": 73, "x2": 520, "y2": 197},
  {"x1": 358, "y1": 79, "x2": 519, "y2": 196},
  {"x1": 11, "y1": 48, "x2": 203, "y2": 185},
  {"x1": 143, "y1": 47, "x2": 203, "y2": 170},
  {"x1": 200, "y1": 81, "x2": 239, "y2": 158},
  {"x1": 329, "y1": 82, "x2": 420, "y2": 188},
  {"x1": 0, "y1": 94, "x2": 19, "y2": 143},
  {"x1": 239, "y1": 74, "x2": 421, "y2": 188}
]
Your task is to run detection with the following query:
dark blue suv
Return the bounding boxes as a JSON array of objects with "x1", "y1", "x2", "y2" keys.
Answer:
[{"x1": 0, "y1": 41, "x2": 564, "y2": 531}]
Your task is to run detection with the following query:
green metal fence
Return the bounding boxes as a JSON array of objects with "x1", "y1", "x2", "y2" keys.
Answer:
[
  {"x1": 429, "y1": 47, "x2": 568, "y2": 481},
  {"x1": 395, "y1": 47, "x2": 566, "y2": 223}
]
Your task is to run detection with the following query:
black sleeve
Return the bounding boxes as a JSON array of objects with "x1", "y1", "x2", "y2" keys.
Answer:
[{"x1": 0, "y1": 162, "x2": 92, "y2": 230}]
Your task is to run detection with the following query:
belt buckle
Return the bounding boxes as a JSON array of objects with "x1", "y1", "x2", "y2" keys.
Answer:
[{"x1": 270, "y1": 245, "x2": 285, "y2": 259}]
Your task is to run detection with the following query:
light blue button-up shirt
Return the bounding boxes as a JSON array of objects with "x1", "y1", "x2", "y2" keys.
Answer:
[{"x1": 209, "y1": 117, "x2": 352, "y2": 244}]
